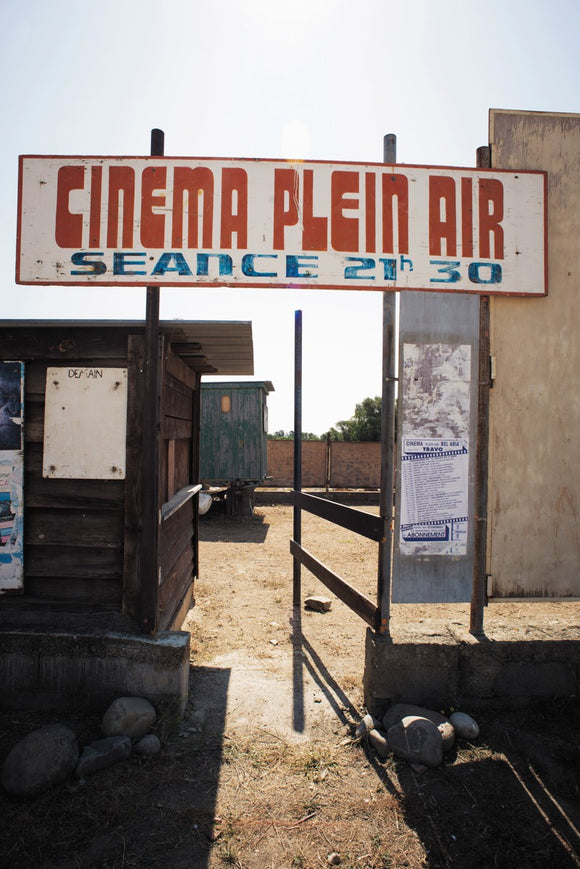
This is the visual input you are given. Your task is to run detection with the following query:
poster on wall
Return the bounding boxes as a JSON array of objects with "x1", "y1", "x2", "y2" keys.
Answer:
[
  {"x1": 399, "y1": 343, "x2": 471, "y2": 556},
  {"x1": 0, "y1": 361, "x2": 24, "y2": 593}
]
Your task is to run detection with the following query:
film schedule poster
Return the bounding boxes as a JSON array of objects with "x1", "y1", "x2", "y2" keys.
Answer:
[{"x1": 399, "y1": 343, "x2": 471, "y2": 556}]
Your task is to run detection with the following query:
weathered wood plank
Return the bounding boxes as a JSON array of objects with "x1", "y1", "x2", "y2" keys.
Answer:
[
  {"x1": 0, "y1": 328, "x2": 129, "y2": 362},
  {"x1": 162, "y1": 416, "x2": 192, "y2": 440},
  {"x1": 290, "y1": 539, "x2": 378, "y2": 629},
  {"x1": 25, "y1": 446, "x2": 124, "y2": 509},
  {"x1": 160, "y1": 500, "x2": 193, "y2": 557},
  {"x1": 163, "y1": 378, "x2": 193, "y2": 421},
  {"x1": 159, "y1": 545, "x2": 193, "y2": 613},
  {"x1": 122, "y1": 334, "x2": 145, "y2": 622},
  {"x1": 165, "y1": 349, "x2": 197, "y2": 390},
  {"x1": 25, "y1": 576, "x2": 122, "y2": 606},
  {"x1": 25, "y1": 508, "x2": 123, "y2": 548},
  {"x1": 26, "y1": 545, "x2": 123, "y2": 579},
  {"x1": 293, "y1": 491, "x2": 383, "y2": 541}
]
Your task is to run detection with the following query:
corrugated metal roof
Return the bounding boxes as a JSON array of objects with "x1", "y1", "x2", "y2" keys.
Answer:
[{"x1": 0, "y1": 319, "x2": 254, "y2": 375}]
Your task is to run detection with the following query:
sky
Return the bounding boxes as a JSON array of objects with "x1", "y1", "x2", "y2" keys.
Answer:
[{"x1": 1, "y1": 0, "x2": 579, "y2": 435}]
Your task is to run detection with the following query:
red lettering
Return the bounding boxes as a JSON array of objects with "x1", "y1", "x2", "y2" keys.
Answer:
[
  {"x1": 172, "y1": 166, "x2": 214, "y2": 248},
  {"x1": 89, "y1": 166, "x2": 102, "y2": 248},
  {"x1": 461, "y1": 177, "x2": 473, "y2": 258},
  {"x1": 140, "y1": 166, "x2": 166, "y2": 248},
  {"x1": 55, "y1": 166, "x2": 84, "y2": 248},
  {"x1": 479, "y1": 178, "x2": 504, "y2": 259},
  {"x1": 381, "y1": 174, "x2": 409, "y2": 254},
  {"x1": 107, "y1": 166, "x2": 135, "y2": 249},
  {"x1": 220, "y1": 168, "x2": 248, "y2": 249},
  {"x1": 365, "y1": 172, "x2": 376, "y2": 253},
  {"x1": 429, "y1": 176, "x2": 457, "y2": 256},
  {"x1": 331, "y1": 171, "x2": 358, "y2": 251},
  {"x1": 302, "y1": 169, "x2": 327, "y2": 250},
  {"x1": 273, "y1": 169, "x2": 299, "y2": 249}
]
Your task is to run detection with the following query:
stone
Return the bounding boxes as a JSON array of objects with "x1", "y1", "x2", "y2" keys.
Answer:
[
  {"x1": 134, "y1": 734, "x2": 162, "y2": 756},
  {"x1": 368, "y1": 729, "x2": 390, "y2": 759},
  {"x1": 383, "y1": 703, "x2": 455, "y2": 751},
  {"x1": 327, "y1": 853, "x2": 341, "y2": 865},
  {"x1": 449, "y1": 711, "x2": 479, "y2": 740},
  {"x1": 305, "y1": 595, "x2": 332, "y2": 613},
  {"x1": 76, "y1": 735, "x2": 132, "y2": 778},
  {"x1": 387, "y1": 715, "x2": 443, "y2": 768},
  {"x1": 354, "y1": 713, "x2": 381, "y2": 740},
  {"x1": 1, "y1": 724, "x2": 78, "y2": 796},
  {"x1": 101, "y1": 696, "x2": 157, "y2": 739}
]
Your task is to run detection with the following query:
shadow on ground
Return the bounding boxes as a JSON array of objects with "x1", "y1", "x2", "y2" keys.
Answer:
[
  {"x1": 0, "y1": 667, "x2": 231, "y2": 869},
  {"x1": 198, "y1": 512, "x2": 270, "y2": 544}
]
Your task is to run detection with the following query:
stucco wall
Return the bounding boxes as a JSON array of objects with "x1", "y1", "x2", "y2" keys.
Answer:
[
  {"x1": 488, "y1": 110, "x2": 580, "y2": 596},
  {"x1": 266, "y1": 440, "x2": 380, "y2": 488}
]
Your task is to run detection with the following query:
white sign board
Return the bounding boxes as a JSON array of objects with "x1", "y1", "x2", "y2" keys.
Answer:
[
  {"x1": 17, "y1": 156, "x2": 547, "y2": 295},
  {"x1": 43, "y1": 367, "x2": 127, "y2": 479}
]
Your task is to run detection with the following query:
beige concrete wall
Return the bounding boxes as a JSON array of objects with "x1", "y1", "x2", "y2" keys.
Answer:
[{"x1": 488, "y1": 110, "x2": 580, "y2": 596}]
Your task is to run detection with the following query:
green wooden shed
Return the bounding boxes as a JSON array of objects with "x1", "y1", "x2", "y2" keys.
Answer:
[{"x1": 200, "y1": 381, "x2": 274, "y2": 485}]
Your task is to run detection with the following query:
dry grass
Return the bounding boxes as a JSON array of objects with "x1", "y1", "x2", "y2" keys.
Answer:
[{"x1": 1, "y1": 505, "x2": 579, "y2": 868}]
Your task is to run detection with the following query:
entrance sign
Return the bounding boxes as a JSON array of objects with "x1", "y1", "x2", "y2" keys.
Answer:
[{"x1": 17, "y1": 155, "x2": 547, "y2": 295}]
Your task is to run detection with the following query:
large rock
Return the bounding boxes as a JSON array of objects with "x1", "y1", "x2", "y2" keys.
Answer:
[
  {"x1": 76, "y1": 735, "x2": 132, "y2": 778},
  {"x1": 101, "y1": 697, "x2": 157, "y2": 739},
  {"x1": 387, "y1": 715, "x2": 443, "y2": 768},
  {"x1": 383, "y1": 703, "x2": 455, "y2": 752},
  {"x1": 449, "y1": 711, "x2": 479, "y2": 740},
  {"x1": 1, "y1": 724, "x2": 78, "y2": 796}
]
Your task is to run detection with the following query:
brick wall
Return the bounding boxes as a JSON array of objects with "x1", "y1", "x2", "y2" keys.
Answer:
[{"x1": 266, "y1": 440, "x2": 380, "y2": 488}]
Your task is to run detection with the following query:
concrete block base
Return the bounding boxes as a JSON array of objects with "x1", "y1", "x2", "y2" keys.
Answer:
[
  {"x1": 363, "y1": 626, "x2": 580, "y2": 718},
  {"x1": 0, "y1": 630, "x2": 190, "y2": 715}
]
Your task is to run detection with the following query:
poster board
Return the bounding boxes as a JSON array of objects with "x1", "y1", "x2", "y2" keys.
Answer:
[{"x1": 0, "y1": 362, "x2": 24, "y2": 593}]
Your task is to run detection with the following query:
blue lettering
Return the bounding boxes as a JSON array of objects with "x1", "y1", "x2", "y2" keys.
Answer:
[
  {"x1": 196, "y1": 253, "x2": 233, "y2": 277},
  {"x1": 344, "y1": 257, "x2": 375, "y2": 280},
  {"x1": 152, "y1": 252, "x2": 193, "y2": 276},
  {"x1": 70, "y1": 251, "x2": 106, "y2": 276},
  {"x1": 468, "y1": 262, "x2": 502, "y2": 284},
  {"x1": 113, "y1": 251, "x2": 147, "y2": 275},
  {"x1": 430, "y1": 260, "x2": 461, "y2": 283},
  {"x1": 286, "y1": 255, "x2": 318, "y2": 278},
  {"x1": 241, "y1": 254, "x2": 278, "y2": 278},
  {"x1": 378, "y1": 258, "x2": 397, "y2": 280}
]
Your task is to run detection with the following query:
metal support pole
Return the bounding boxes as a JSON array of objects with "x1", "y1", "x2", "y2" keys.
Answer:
[
  {"x1": 376, "y1": 133, "x2": 398, "y2": 634},
  {"x1": 140, "y1": 128, "x2": 164, "y2": 632},
  {"x1": 293, "y1": 310, "x2": 303, "y2": 608},
  {"x1": 470, "y1": 145, "x2": 491, "y2": 635}
]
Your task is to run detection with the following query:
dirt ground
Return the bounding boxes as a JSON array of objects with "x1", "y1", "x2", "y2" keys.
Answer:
[{"x1": 1, "y1": 503, "x2": 580, "y2": 869}]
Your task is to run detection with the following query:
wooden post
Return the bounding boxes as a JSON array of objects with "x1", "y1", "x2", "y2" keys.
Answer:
[
  {"x1": 376, "y1": 133, "x2": 397, "y2": 634},
  {"x1": 470, "y1": 145, "x2": 492, "y2": 635},
  {"x1": 140, "y1": 128, "x2": 164, "y2": 633}
]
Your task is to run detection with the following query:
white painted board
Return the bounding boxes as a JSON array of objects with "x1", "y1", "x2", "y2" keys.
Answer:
[
  {"x1": 17, "y1": 155, "x2": 547, "y2": 295},
  {"x1": 43, "y1": 367, "x2": 127, "y2": 479}
]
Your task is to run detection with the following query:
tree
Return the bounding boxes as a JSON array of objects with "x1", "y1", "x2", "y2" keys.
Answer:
[{"x1": 325, "y1": 396, "x2": 382, "y2": 442}]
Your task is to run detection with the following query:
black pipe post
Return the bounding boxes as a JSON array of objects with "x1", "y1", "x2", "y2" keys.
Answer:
[
  {"x1": 293, "y1": 310, "x2": 303, "y2": 608},
  {"x1": 140, "y1": 128, "x2": 164, "y2": 632}
]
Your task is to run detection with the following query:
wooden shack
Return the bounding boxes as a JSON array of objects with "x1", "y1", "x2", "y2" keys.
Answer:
[
  {"x1": 200, "y1": 380, "x2": 274, "y2": 484},
  {"x1": 0, "y1": 319, "x2": 253, "y2": 710}
]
